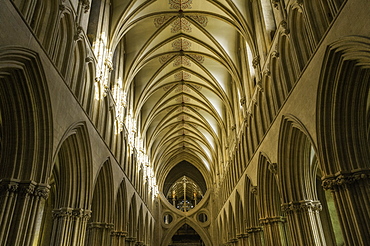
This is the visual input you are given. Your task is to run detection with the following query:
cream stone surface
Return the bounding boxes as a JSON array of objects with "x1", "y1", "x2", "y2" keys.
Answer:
[{"x1": 0, "y1": 0, "x2": 369, "y2": 245}]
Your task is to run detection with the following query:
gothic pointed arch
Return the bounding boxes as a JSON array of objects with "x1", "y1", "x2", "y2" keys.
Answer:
[
  {"x1": 257, "y1": 152, "x2": 288, "y2": 246},
  {"x1": 0, "y1": 46, "x2": 53, "y2": 246},
  {"x1": 86, "y1": 159, "x2": 115, "y2": 246},
  {"x1": 317, "y1": 36, "x2": 370, "y2": 244},
  {"x1": 40, "y1": 121, "x2": 93, "y2": 246},
  {"x1": 127, "y1": 194, "x2": 138, "y2": 242},
  {"x1": 161, "y1": 217, "x2": 212, "y2": 246},
  {"x1": 278, "y1": 114, "x2": 327, "y2": 245},
  {"x1": 0, "y1": 47, "x2": 53, "y2": 183},
  {"x1": 244, "y1": 175, "x2": 263, "y2": 244}
]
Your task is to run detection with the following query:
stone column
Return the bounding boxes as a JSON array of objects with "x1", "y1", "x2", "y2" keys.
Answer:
[
  {"x1": 0, "y1": 179, "x2": 49, "y2": 246},
  {"x1": 85, "y1": 222, "x2": 114, "y2": 246},
  {"x1": 281, "y1": 200, "x2": 326, "y2": 245},
  {"x1": 322, "y1": 169, "x2": 370, "y2": 245},
  {"x1": 246, "y1": 227, "x2": 263, "y2": 246},
  {"x1": 259, "y1": 216, "x2": 287, "y2": 246},
  {"x1": 111, "y1": 230, "x2": 127, "y2": 246},
  {"x1": 50, "y1": 207, "x2": 91, "y2": 246}
]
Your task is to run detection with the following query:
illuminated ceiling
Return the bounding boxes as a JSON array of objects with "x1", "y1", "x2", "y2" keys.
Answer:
[{"x1": 109, "y1": 0, "x2": 252, "y2": 189}]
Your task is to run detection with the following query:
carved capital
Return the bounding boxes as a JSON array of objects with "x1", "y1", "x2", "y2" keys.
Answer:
[
  {"x1": 269, "y1": 163, "x2": 278, "y2": 174},
  {"x1": 250, "y1": 186, "x2": 258, "y2": 195},
  {"x1": 271, "y1": 51, "x2": 279, "y2": 58},
  {"x1": 281, "y1": 200, "x2": 322, "y2": 213},
  {"x1": 263, "y1": 69, "x2": 271, "y2": 77},
  {"x1": 89, "y1": 222, "x2": 115, "y2": 229},
  {"x1": 252, "y1": 55, "x2": 260, "y2": 68},
  {"x1": 322, "y1": 169, "x2": 370, "y2": 190},
  {"x1": 0, "y1": 179, "x2": 20, "y2": 193},
  {"x1": 111, "y1": 230, "x2": 128, "y2": 238},
  {"x1": 126, "y1": 237, "x2": 137, "y2": 242},
  {"x1": 271, "y1": 0, "x2": 280, "y2": 9},
  {"x1": 53, "y1": 207, "x2": 73, "y2": 219},
  {"x1": 259, "y1": 216, "x2": 286, "y2": 224},
  {"x1": 34, "y1": 184, "x2": 50, "y2": 199},
  {"x1": 80, "y1": 0, "x2": 90, "y2": 13},
  {"x1": 240, "y1": 97, "x2": 246, "y2": 106},
  {"x1": 74, "y1": 25, "x2": 84, "y2": 40},
  {"x1": 18, "y1": 181, "x2": 37, "y2": 195},
  {"x1": 246, "y1": 226, "x2": 263, "y2": 233},
  {"x1": 280, "y1": 21, "x2": 290, "y2": 35}
]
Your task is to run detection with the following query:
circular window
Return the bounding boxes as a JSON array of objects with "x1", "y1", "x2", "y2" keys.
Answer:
[
  {"x1": 163, "y1": 213, "x2": 173, "y2": 225},
  {"x1": 198, "y1": 212, "x2": 208, "y2": 223}
]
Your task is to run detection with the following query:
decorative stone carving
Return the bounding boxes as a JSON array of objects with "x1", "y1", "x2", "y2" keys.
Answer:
[
  {"x1": 188, "y1": 15, "x2": 208, "y2": 27},
  {"x1": 171, "y1": 18, "x2": 192, "y2": 33},
  {"x1": 252, "y1": 55, "x2": 260, "y2": 68},
  {"x1": 74, "y1": 25, "x2": 84, "y2": 40},
  {"x1": 263, "y1": 69, "x2": 271, "y2": 77},
  {"x1": 259, "y1": 216, "x2": 286, "y2": 224},
  {"x1": 250, "y1": 186, "x2": 258, "y2": 195},
  {"x1": 246, "y1": 226, "x2": 263, "y2": 233},
  {"x1": 111, "y1": 230, "x2": 128, "y2": 237},
  {"x1": 268, "y1": 163, "x2": 278, "y2": 174},
  {"x1": 89, "y1": 222, "x2": 115, "y2": 229},
  {"x1": 280, "y1": 21, "x2": 290, "y2": 35},
  {"x1": 174, "y1": 71, "x2": 191, "y2": 80},
  {"x1": 188, "y1": 54, "x2": 205, "y2": 64},
  {"x1": 172, "y1": 38, "x2": 191, "y2": 51},
  {"x1": 169, "y1": 0, "x2": 193, "y2": 10},
  {"x1": 0, "y1": 180, "x2": 19, "y2": 193},
  {"x1": 281, "y1": 200, "x2": 322, "y2": 213},
  {"x1": 271, "y1": 0, "x2": 280, "y2": 9},
  {"x1": 80, "y1": 0, "x2": 90, "y2": 13},
  {"x1": 322, "y1": 169, "x2": 370, "y2": 190},
  {"x1": 34, "y1": 185, "x2": 50, "y2": 199},
  {"x1": 159, "y1": 54, "x2": 175, "y2": 64},
  {"x1": 154, "y1": 15, "x2": 172, "y2": 28}
]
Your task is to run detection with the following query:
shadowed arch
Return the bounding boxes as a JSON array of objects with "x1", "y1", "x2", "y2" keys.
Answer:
[
  {"x1": 85, "y1": 159, "x2": 115, "y2": 246},
  {"x1": 0, "y1": 47, "x2": 53, "y2": 183},
  {"x1": 161, "y1": 217, "x2": 212, "y2": 246}
]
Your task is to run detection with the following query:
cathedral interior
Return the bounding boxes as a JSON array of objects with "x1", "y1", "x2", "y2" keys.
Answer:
[{"x1": 0, "y1": 0, "x2": 369, "y2": 245}]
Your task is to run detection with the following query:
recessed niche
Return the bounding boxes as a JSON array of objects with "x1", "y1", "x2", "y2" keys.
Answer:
[
  {"x1": 198, "y1": 212, "x2": 208, "y2": 223},
  {"x1": 164, "y1": 213, "x2": 173, "y2": 225}
]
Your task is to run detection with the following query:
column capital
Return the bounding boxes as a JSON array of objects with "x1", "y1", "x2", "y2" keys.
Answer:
[
  {"x1": 111, "y1": 230, "x2": 128, "y2": 237},
  {"x1": 259, "y1": 216, "x2": 286, "y2": 224},
  {"x1": 88, "y1": 222, "x2": 115, "y2": 229},
  {"x1": 322, "y1": 168, "x2": 370, "y2": 190},
  {"x1": 126, "y1": 237, "x2": 137, "y2": 242},
  {"x1": 281, "y1": 200, "x2": 322, "y2": 213},
  {"x1": 0, "y1": 179, "x2": 50, "y2": 198},
  {"x1": 246, "y1": 226, "x2": 263, "y2": 233},
  {"x1": 237, "y1": 233, "x2": 248, "y2": 239}
]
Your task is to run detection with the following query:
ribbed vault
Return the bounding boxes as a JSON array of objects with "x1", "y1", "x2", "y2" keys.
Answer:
[{"x1": 109, "y1": 0, "x2": 252, "y2": 190}]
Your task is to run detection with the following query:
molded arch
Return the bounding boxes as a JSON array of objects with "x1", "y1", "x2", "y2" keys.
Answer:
[
  {"x1": 278, "y1": 114, "x2": 319, "y2": 202},
  {"x1": 0, "y1": 46, "x2": 53, "y2": 183},
  {"x1": 51, "y1": 121, "x2": 93, "y2": 209},
  {"x1": 114, "y1": 178, "x2": 128, "y2": 233},
  {"x1": 90, "y1": 158, "x2": 115, "y2": 223},
  {"x1": 161, "y1": 218, "x2": 212, "y2": 246},
  {"x1": 317, "y1": 36, "x2": 370, "y2": 174}
]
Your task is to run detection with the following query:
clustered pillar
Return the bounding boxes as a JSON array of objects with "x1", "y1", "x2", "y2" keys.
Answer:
[
  {"x1": 259, "y1": 216, "x2": 287, "y2": 246},
  {"x1": 281, "y1": 200, "x2": 326, "y2": 245},
  {"x1": 0, "y1": 179, "x2": 49, "y2": 246},
  {"x1": 50, "y1": 208, "x2": 91, "y2": 246},
  {"x1": 111, "y1": 230, "x2": 127, "y2": 246},
  {"x1": 322, "y1": 169, "x2": 370, "y2": 245}
]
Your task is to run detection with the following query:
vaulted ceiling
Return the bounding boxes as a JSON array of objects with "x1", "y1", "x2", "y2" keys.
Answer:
[{"x1": 109, "y1": 0, "x2": 253, "y2": 190}]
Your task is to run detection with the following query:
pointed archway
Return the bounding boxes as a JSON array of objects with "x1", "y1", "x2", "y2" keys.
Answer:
[{"x1": 161, "y1": 218, "x2": 211, "y2": 246}]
